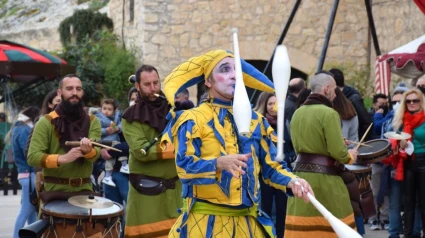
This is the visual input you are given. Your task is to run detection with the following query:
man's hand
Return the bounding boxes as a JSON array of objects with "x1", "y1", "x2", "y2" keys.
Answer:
[
  {"x1": 377, "y1": 108, "x2": 384, "y2": 114},
  {"x1": 101, "y1": 148, "x2": 112, "y2": 160},
  {"x1": 80, "y1": 137, "x2": 93, "y2": 154},
  {"x1": 287, "y1": 178, "x2": 314, "y2": 203},
  {"x1": 343, "y1": 138, "x2": 350, "y2": 146},
  {"x1": 348, "y1": 149, "x2": 359, "y2": 160},
  {"x1": 58, "y1": 147, "x2": 84, "y2": 165},
  {"x1": 216, "y1": 153, "x2": 250, "y2": 178}
]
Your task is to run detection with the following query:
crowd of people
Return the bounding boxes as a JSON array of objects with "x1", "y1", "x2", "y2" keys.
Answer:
[{"x1": 4, "y1": 48, "x2": 425, "y2": 238}]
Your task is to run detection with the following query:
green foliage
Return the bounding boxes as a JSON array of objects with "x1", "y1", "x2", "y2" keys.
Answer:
[
  {"x1": 59, "y1": 30, "x2": 137, "y2": 107},
  {"x1": 58, "y1": 9, "x2": 113, "y2": 46},
  {"x1": 0, "y1": 0, "x2": 8, "y2": 9},
  {"x1": 89, "y1": 0, "x2": 109, "y2": 11},
  {"x1": 11, "y1": 80, "x2": 58, "y2": 109},
  {"x1": 6, "y1": 6, "x2": 21, "y2": 17},
  {"x1": 77, "y1": 0, "x2": 91, "y2": 4}
]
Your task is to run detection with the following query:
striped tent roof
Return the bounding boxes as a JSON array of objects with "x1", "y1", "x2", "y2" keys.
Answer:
[{"x1": 0, "y1": 40, "x2": 75, "y2": 83}]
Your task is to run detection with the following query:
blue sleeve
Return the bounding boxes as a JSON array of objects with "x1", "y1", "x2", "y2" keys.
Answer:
[
  {"x1": 175, "y1": 120, "x2": 218, "y2": 185},
  {"x1": 259, "y1": 118, "x2": 296, "y2": 194}
]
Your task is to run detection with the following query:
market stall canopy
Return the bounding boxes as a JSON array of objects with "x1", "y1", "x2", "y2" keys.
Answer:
[
  {"x1": 375, "y1": 35, "x2": 425, "y2": 94},
  {"x1": 0, "y1": 40, "x2": 75, "y2": 84}
]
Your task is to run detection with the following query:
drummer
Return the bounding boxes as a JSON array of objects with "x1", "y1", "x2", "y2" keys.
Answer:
[
  {"x1": 28, "y1": 75, "x2": 101, "y2": 193},
  {"x1": 286, "y1": 72, "x2": 358, "y2": 238}
]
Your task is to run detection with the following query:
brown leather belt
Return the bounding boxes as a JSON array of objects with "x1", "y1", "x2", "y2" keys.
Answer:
[
  {"x1": 44, "y1": 176, "x2": 91, "y2": 187},
  {"x1": 293, "y1": 152, "x2": 341, "y2": 175}
]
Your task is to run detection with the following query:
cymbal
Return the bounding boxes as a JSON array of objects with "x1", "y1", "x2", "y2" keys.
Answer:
[
  {"x1": 384, "y1": 131, "x2": 411, "y2": 140},
  {"x1": 68, "y1": 195, "x2": 114, "y2": 209}
]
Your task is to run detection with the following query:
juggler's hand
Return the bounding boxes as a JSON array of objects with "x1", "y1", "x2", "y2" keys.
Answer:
[{"x1": 288, "y1": 178, "x2": 314, "y2": 203}]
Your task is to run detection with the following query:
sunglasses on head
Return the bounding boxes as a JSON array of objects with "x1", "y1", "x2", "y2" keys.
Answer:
[{"x1": 405, "y1": 99, "x2": 421, "y2": 104}]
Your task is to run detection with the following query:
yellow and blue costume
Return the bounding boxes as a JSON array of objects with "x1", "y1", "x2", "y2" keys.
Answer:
[{"x1": 161, "y1": 50, "x2": 297, "y2": 238}]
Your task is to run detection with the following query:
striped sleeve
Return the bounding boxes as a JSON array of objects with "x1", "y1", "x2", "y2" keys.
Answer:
[
  {"x1": 258, "y1": 117, "x2": 296, "y2": 194},
  {"x1": 174, "y1": 120, "x2": 218, "y2": 185}
]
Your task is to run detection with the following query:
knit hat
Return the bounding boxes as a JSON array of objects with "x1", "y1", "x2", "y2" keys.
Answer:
[
  {"x1": 394, "y1": 82, "x2": 409, "y2": 93},
  {"x1": 163, "y1": 49, "x2": 275, "y2": 106}
]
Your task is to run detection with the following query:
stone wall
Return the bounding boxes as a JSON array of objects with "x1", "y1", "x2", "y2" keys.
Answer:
[
  {"x1": 1, "y1": 28, "x2": 62, "y2": 52},
  {"x1": 110, "y1": 0, "x2": 370, "y2": 77}
]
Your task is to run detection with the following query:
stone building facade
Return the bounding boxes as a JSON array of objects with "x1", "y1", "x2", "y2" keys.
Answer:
[{"x1": 1, "y1": 0, "x2": 424, "y2": 98}]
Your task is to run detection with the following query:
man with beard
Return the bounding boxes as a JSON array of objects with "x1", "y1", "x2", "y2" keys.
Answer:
[
  {"x1": 28, "y1": 75, "x2": 101, "y2": 193},
  {"x1": 121, "y1": 65, "x2": 182, "y2": 238},
  {"x1": 285, "y1": 73, "x2": 359, "y2": 238}
]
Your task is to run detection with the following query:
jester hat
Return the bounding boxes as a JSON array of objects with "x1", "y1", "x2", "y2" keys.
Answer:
[{"x1": 163, "y1": 49, "x2": 275, "y2": 106}]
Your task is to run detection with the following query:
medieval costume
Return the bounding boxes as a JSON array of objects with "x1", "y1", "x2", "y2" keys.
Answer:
[
  {"x1": 161, "y1": 50, "x2": 297, "y2": 237},
  {"x1": 27, "y1": 103, "x2": 101, "y2": 192},
  {"x1": 285, "y1": 94, "x2": 355, "y2": 238},
  {"x1": 122, "y1": 92, "x2": 182, "y2": 238}
]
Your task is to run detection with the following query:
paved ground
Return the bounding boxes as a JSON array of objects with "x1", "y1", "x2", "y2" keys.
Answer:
[{"x1": 0, "y1": 190, "x2": 389, "y2": 238}]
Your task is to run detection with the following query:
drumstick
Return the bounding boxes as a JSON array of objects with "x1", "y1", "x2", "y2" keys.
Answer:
[
  {"x1": 348, "y1": 141, "x2": 372, "y2": 147},
  {"x1": 272, "y1": 45, "x2": 291, "y2": 162},
  {"x1": 355, "y1": 123, "x2": 373, "y2": 151},
  {"x1": 295, "y1": 182, "x2": 362, "y2": 238},
  {"x1": 65, "y1": 141, "x2": 122, "y2": 152}
]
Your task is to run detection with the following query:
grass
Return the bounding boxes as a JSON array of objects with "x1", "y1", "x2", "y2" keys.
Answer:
[
  {"x1": 6, "y1": 6, "x2": 21, "y2": 17},
  {"x1": 0, "y1": 0, "x2": 8, "y2": 9}
]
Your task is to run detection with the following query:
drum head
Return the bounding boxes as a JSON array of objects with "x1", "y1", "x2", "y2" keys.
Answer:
[
  {"x1": 345, "y1": 164, "x2": 371, "y2": 173},
  {"x1": 42, "y1": 200, "x2": 123, "y2": 219},
  {"x1": 357, "y1": 139, "x2": 392, "y2": 165}
]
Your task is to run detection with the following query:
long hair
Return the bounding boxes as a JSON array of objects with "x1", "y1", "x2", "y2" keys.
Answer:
[
  {"x1": 41, "y1": 90, "x2": 59, "y2": 115},
  {"x1": 333, "y1": 88, "x2": 357, "y2": 120},
  {"x1": 4, "y1": 106, "x2": 40, "y2": 144},
  {"x1": 253, "y1": 92, "x2": 275, "y2": 116},
  {"x1": 392, "y1": 88, "x2": 425, "y2": 131}
]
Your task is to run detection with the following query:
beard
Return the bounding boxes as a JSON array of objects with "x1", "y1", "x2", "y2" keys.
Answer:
[{"x1": 61, "y1": 95, "x2": 84, "y2": 118}]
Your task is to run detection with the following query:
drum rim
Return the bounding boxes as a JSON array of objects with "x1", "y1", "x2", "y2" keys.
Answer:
[
  {"x1": 358, "y1": 139, "x2": 390, "y2": 154},
  {"x1": 344, "y1": 165, "x2": 372, "y2": 173},
  {"x1": 41, "y1": 201, "x2": 124, "y2": 219}
]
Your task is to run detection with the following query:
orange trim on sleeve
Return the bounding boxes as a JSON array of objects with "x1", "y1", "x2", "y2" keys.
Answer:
[
  {"x1": 45, "y1": 154, "x2": 59, "y2": 168},
  {"x1": 161, "y1": 143, "x2": 175, "y2": 159},
  {"x1": 84, "y1": 148, "x2": 97, "y2": 159},
  {"x1": 48, "y1": 111, "x2": 59, "y2": 119}
]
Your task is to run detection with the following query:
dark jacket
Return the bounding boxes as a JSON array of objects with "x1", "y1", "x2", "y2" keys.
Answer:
[
  {"x1": 343, "y1": 86, "x2": 372, "y2": 140},
  {"x1": 285, "y1": 94, "x2": 297, "y2": 122}
]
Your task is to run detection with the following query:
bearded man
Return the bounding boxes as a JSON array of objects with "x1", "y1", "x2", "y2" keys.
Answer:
[
  {"x1": 28, "y1": 74, "x2": 101, "y2": 193},
  {"x1": 122, "y1": 65, "x2": 182, "y2": 238}
]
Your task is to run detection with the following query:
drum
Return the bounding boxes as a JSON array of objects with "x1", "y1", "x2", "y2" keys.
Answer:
[
  {"x1": 41, "y1": 200, "x2": 124, "y2": 238},
  {"x1": 344, "y1": 164, "x2": 371, "y2": 174},
  {"x1": 356, "y1": 139, "x2": 392, "y2": 165},
  {"x1": 345, "y1": 164, "x2": 375, "y2": 219}
]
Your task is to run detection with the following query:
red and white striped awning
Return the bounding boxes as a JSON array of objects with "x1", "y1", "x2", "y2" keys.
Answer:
[{"x1": 375, "y1": 35, "x2": 425, "y2": 94}]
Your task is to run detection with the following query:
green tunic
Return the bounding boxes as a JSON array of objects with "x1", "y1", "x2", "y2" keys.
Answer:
[
  {"x1": 27, "y1": 113, "x2": 101, "y2": 192},
  {"x1": 285, "y1": 104, "x2": 355, "y2": 238},
  {"x1": 122, "y1": 119, "x2": 182, "y2": 238}
]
